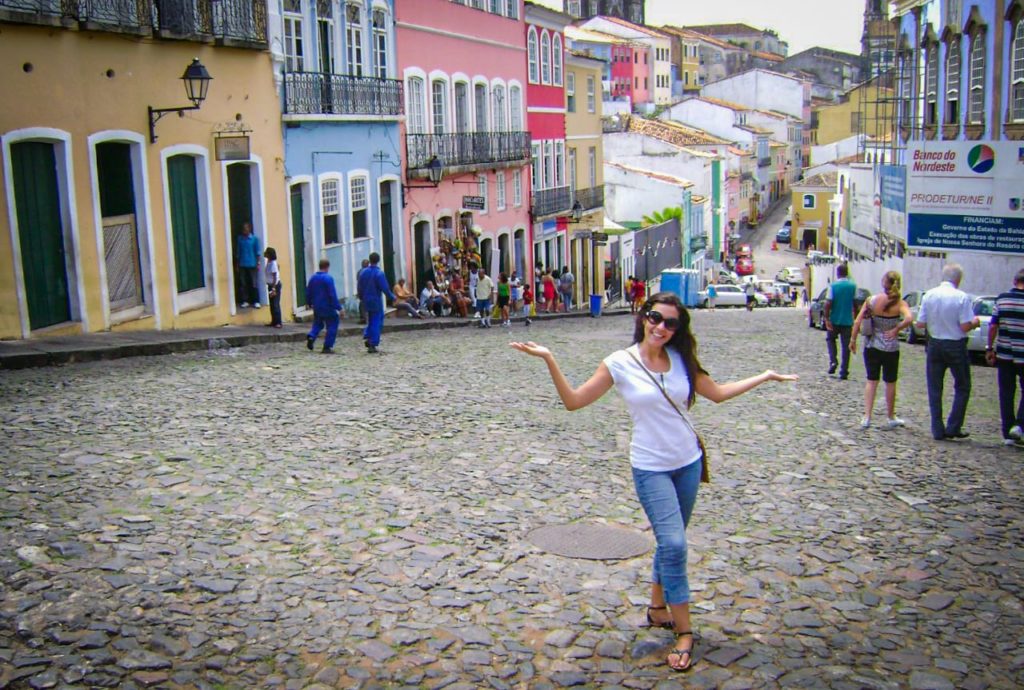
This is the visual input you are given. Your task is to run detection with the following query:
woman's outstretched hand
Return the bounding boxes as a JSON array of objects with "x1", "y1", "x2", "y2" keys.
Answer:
[
  {"x1": 765, "y1": 370, "x2": 799, "y2": 382},
  {"x1": 509, "y1": 341, "x2": 551, "y2": 359}
]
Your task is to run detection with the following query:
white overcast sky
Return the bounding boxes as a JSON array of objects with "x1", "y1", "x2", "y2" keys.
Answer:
[{"x1": 532, "y1": 0, "x2": 865, "y2": 56}]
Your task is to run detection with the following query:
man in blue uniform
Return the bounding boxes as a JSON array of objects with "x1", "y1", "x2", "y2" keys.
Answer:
[
  {"x1": 305, "y1": 259, "x2": 342, "y2": 354},
  {"x1": 357, "y1": 252, "x2": 396, "y2": 354}
]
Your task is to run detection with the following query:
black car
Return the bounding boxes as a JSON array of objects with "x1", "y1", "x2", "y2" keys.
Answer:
[
  {"x1": 808, "y1": 286, "x2": 871, "y2": 329},
  {"x1": 775, "y1": 226, "x2": 791, "y2": 244}
]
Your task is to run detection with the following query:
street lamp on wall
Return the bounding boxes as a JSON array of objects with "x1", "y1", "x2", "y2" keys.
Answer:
[{"x1": 148, "y1": 58, "x2": 213, "y2": 144}]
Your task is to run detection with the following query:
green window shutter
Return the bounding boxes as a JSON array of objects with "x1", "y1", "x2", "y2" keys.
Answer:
[
  {"x1": 11, "y1": 141, "x2": 71, "y2": 329},
  {"x1": 167, "y1": 155, "x2": 205, "y2": 292}
]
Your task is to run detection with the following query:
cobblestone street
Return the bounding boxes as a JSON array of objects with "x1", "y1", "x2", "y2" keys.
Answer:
[{"x1": 1, "y1": 309, "x2": 1021, "y2": 690}]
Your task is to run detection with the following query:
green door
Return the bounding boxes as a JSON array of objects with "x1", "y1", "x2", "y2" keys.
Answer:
[
  {"x1": 227, "y1": 163, "x2": 254, "y2": 303},
  {"x1": 167, "y1": 155, "x2": 205, "y2": 292},
  {"x1": 11, "y1": 141, "x2": 71, "y2": 330},
  {"x1": 290, "y1": 185, "x2": 307, "y2": 305},
  {"x1": 380, "y1": 181, "x2": 396, "y2": 288}
]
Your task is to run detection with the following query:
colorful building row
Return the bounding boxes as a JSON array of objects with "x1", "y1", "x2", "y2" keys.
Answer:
[{"x1": 0, "y1": 0, "x2": 607, "y2": 341}]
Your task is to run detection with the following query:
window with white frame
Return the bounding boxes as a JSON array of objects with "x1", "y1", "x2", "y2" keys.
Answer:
[
  {"x1": 350, "y1": 176, "x2": 368, "y2": 239},
  {"x1": 802, "y1": 194, "x2": 815, "y2": 209},
  {"x1": 489, "y1": 0, "x2": 499, "y2": 13},
  {"x1": 531, "y1": 143, "x2": 540, "y2": 191},
  {"x1": 432, "y1": 79, "x2": 448, "y2": 134},
  {"x1": 543, "y1": 140, "x2": 553, "y2": 188},
  {"x1": 587, "y1": 146, "x2": 596, "y2": 187},
  {"x1": 567, "y1": 0, "x2": 580, "y2": 14},
  {"x1": 554, "y1": 141, "x2": 565, "y2": 188},
  {"x1": 510, "y1": 85, "x2": 523, "y2": 130},
  {"x1": 925, "y1": 42, "x2": 938, "y2": 126},
  {"x1": 568, "y1": 147, "x2": 577, "y2": 193},
  {"x1": 1014, "y1": 18, "x2": 1024, "y2": 122},
  {"x1": 540, "y1": 31, "x2": 551, "y2": 84},
  {"x1": 284, "y1": 0, "x2": 304, "y2": 72},
  {"x1": 552, "y1": 34, "x2": 563, "y2": 86},
  {"x1": 317, "y1": 0, "x2": 334, "y2": 73},
  {"x1": 477, "y1": 174, "x2": 488, "y2": 212},
  {"x1": 346, "y1": 4, "x2": 364, "y2": 76},
  {"x1": 945, "y1": 36, "x2": 961, "y2": 124},
  {"x1": 455, "y1": 82, "x2": 471, "y2": 132},
  {"x1": 505, "y1": 0, "x2": 516, "y2": 18},
  {"x1": 322, "y1": 179, "x2": 340, "y2": 245},
  {"x1": 566, "y1": 72, "x2": 576, "y2": 112},
  {"x1": 967, "y1": 31, "x2": 985, "y2": 125},
  {"x1": 513, "y1": 169, "x2": 523, "y2": 206},
  {"x1": 496, "y1": 172, "x2": 507, "y2": 210},
  {"x1": 586, "y1": 75, "x2": 595, "y2": 112},
  {"x1": 474, "y1": 82, "x2": 488, "y2": 131},
  {"x1": 528, "y1": 28, "x2": 539, "y2": 83},
  {"x1": 407, "y1": 76, "x2": 426, "y2": 133},
  {"x1": 492, "y1": 84, "x2": 507, "y2": 131},
  {"x1": 372, "y1": 9, "x2": 389, "y2": 78}
]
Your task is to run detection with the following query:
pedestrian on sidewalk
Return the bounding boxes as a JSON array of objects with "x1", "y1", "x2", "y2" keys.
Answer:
[
  {"x1": 497, "y1": 272, "x2": 512, "y2": 326},
  {"x1": 356, "y1": 259, "x2": 370, "y2": 324},
  {"x1": 475, "y1": 268, "x2": 495, "y2": 328},
  {"x1": 850, "y1": 271, "x2": 912, "y2": 429},
  {"x1": 559, "y1": 266, "x2": 575, "y2": 312},
  {"x1": 916, "y1": 263, "x2": 980, "y2": 441},
  {"x1": 236, "y1": 222, "x2": 262, "y2": 308},
  {"x1": 510, "y1": 292, "x2": 797, "y2": 673},
  {"x1": 626, "y1": 276, "x2": 636, "y2": 313},
  {"x1": 264, "y1": 247, "x2": 282, "y2": 328},
  {"x1": 522, "y1": 283, "x2": 534, "y2": 325},
  {"x1": 305, "y1": 259, "x2": 341, "y2": 354},
  {"x1": 542, "y1": 270, "x2": 558, "y2": 313},
  {"x1": 706, "y1": 283, "x2": 717, "y2": 311},
  {"x1": 468, "y1": 262, "x2": 480, "y2": 319},
  {"x1": 632, "y1": 277, "x2": 646, "y2": 313},
  {"x1": 986, "y1": 268, "x2": 1024, "y2": 446},
  {"x1": 824, "y1": 264, "x2": 856, "y2": 380},
  {"x1": 743, "y1": 280, "x2": 756, "y2": 312},
  {"x1": 357, "y1": 252, "x2": 396, "y2": 353}
]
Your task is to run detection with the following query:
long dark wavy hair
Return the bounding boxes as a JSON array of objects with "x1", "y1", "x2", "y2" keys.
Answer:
[{"x1": 632, "y1": 291, "x2": 706, "y2": 409}]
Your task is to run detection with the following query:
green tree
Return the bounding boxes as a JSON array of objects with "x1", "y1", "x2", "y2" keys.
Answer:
[{"x1": 641, "y1": 206, "x2": 683, "y2": 228}]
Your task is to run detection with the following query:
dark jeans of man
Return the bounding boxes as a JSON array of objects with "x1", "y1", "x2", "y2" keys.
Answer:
[
  {"x1": 268, "y1": 281, "x2": 282, "y2": 326},
  {"x1": 239, "y1": 266, "x2": 259, "y2": 305},
  {"x1": 925, "y1": 338, "x2": 971, "y2": 440},
  {"x1": 996, "y1": 360, "x2": 1024, "y2": 439},
  {"x1": 826, "y1": 325, "x2": 852, "y2": 377}
]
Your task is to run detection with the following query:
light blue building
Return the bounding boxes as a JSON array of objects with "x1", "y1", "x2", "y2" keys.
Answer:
[{"x1": 270, "y1": 0, "x2": 403, "y2": 313}]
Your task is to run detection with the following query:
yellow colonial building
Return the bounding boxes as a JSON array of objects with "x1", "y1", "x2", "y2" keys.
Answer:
[
  {"x1": 810, "y1": 79, "x2": 895, "y2": 146},
  {"x1": 790, "y1": 172, "x2": 838, "y2": 252},
  {"x1": 0, "y1": 3, "x2": 289, "y2": 340},
  {"x1": 565, "y1": 49, "x2": 607, "y2": 306}
]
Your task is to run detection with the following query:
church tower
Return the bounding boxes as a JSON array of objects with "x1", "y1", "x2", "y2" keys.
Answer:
[
  {"x1": 861, "y1": 0, "x2": 894, "y2": 78},
  {"x1": 564, "y1": 0, "x2": 645, "y2": 25}
]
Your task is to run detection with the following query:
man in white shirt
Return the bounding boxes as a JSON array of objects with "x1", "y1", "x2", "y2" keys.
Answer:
[
  {"x1": 916, "y1": 264, "x2": 981, "y2": 441},
  {"x1": 475, "y1": 268, "x2": 495, "y2": 329}
]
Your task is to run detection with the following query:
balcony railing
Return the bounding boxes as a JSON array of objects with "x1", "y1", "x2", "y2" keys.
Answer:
[
  {"x1": 153, "y1": 0, "x2": 267, "y2": 44},
  {"x1": 406, "y1": 131, "x2": 531, "y2": 172},
  {"x1": 284, "y1": 73, "x2": 403, "y2": 117},
  {"x1": 533, "y1": 186, "x2": 572, "y2": 219},
  {"x1": 2, "y1": 0, "x2": 152, "y2": 29},
  {"x1": 573, "y1": 184, "x2": 604, "y2": 212}
]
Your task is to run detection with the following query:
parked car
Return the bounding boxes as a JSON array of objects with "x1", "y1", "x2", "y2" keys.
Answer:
[
  {"x1": 736, "y1": 244, "x2": 753, "y2": 259},
  {"x1": 770, "y1": 281, "x2": 796, "y2": 306},
  {"x1": 775, "y1": 266, "x2": 804, "y2": 285},
  {"x1": 966, "y1": 296, "x2": 996, "y2": 362},
  {"x1": 901, "y1": 290, "x2": 927, "y2": 343},
  {"x1": 735, "y1": 257, "x2": 755, "y2": 276},
  {"x1": 717, "y1": 269, "x2": 739, "y2": 285},
  {"x1": 775, "y1": 226, "x2": 791, "y2": 244},
  {"x1": 808, "y1": 286, "x2": 872, "y2": 329},
  {"x1": 699, "y1": 284, "x2": 768, "y2": 309}
]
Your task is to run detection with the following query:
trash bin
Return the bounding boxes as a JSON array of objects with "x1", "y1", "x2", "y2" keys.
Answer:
[{"x1": 589, "y1": 294, "x2": 603, "y2": 317}]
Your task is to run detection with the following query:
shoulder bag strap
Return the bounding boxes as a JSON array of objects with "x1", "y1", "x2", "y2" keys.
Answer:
[{"x1": 625, "y1": 350, "x2": 699, "y2": 437}]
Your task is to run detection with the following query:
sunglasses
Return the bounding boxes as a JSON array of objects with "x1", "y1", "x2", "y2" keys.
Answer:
[{"x1": 644, "y1": 310, "x2": 681, "y2": 331}]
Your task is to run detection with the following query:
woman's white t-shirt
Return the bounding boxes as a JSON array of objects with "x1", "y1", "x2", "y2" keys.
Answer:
[
  {"x1": 264, "y1": 259, "x2": 279, "y2": 286},
  {"x1": 603, "y1": 345, "x2": 702, "y2": 472}
]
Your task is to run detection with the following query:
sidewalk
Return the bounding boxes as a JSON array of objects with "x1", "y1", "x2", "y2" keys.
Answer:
[{"x1": 0, "y1": 305, "x2": 629, "y2": 370}]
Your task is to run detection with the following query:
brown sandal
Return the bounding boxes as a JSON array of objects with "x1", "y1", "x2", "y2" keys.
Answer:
[
  {"x1": 667, "y1": 631, "x2": 694, "y2": 672},
  {"x1": 645, "y1": 605, "x2": 673, "y2": 630}
]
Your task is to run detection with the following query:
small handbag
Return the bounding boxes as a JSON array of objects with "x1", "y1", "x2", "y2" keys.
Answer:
[
  {"x1": 859, "y1": 298, "x2": 874, "y2": 337},
  {"x1": 626, "y1": 350, "x2": 710, "y2": 483}
]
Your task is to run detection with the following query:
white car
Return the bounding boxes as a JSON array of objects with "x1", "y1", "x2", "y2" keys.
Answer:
[
  {"x1": 966, "y1": 296, "x2": 996, "y2": 361},
  {"x1": 698, "y1": 284, "x2": 768, "y2": 308},
  {"x1": 775, "y1": 266, "x2": 805, "y2": 285}
]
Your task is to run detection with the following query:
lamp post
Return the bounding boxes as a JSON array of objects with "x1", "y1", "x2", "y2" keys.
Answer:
[{"x1": 148, "y1": 58, "x2": 213, "y2": 144}]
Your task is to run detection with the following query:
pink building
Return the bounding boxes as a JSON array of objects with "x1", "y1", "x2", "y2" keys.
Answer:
[{"x1": 396, "y1": 0, "x2": 533, "y2": 294}]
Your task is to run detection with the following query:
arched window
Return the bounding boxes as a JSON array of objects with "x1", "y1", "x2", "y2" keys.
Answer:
[
  {"x1": 527, "y1": 28, "x2": 539, "y2": 83},
  {"x1": 1013, "y1": 18, "x2": 1024, "y2": 122},
  {"x1": 491, "y1": 84, "x2": 507, "y2": 131},
  {"x1": 967, "y1": 31, "x2": 986, "y2": 125},
  {"x1": 407, "y1": 76, "x2": 426, "y2": 133},
  {"x1": 540, "y1": 31, "x2": 551, "y2": 84},
  {"x1": 924, "y1": 41, "x2": 939, "y2": 126},
  {"x1": 944, "y1": 36, "x2": 961, "y2": 124},
  {"x1": 474, "y1": 82, "x2": 488, "y2": 131},
  {"x1": 552, "y1": 34, "x2": 563, "y2": 86},
  {"x1": 346, "y1": 3, "x2": 364, "y2": 77},
  {"x1": 509, "y1": 85, "x2": 523, "y2": 131},
  {"x1": 371, "y1": 8, "x2": 389, "y2": 78},
  {"x1": 431, "y1": 79, "x2": 448, "y2": 134}
]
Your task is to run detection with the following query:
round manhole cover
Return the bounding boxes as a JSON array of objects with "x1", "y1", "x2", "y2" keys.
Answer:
[{"x1": 526, "y1": 523, "x2": 652, "y2": 560}]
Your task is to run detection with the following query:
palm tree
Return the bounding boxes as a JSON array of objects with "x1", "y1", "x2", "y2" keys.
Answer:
[{"x1": 641, "y1": 206, "x2": 683, "y2": 227}]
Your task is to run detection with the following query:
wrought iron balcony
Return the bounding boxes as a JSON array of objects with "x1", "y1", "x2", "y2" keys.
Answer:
[
  {"x1": 154, "y1": 0, "x2": 266, "y2": 45},
  {"x1": 283, "y1": 73, "x2": 403, "y2": 117},
  {"x1": 1, "y1": 0, "x2": 152, "y2": 30},
  {"x1": 406, "y1": 131, "x2": 531, "y2": 173},
  {"x1": 533, "y1": 186, "x2": 572, "y2": 219},
  {"x1": 573, "y1": 184, "x2": 604, "y2": 212}
]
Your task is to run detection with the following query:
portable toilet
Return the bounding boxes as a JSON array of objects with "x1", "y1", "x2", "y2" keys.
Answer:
[{"x1": 659, "y1": 269, "x2": 684, "y2": 301}]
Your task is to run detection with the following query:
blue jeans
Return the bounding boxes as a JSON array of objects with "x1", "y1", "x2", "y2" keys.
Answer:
[
  {"x1": 561, "y1": 291, "x2": 572, "y2": 310},
  {"x1": 631, "y1": 459, "x2": 703, "y2": 605},
  {"x1": 925, "y1": 338, "x2": 971, "y2": 439},
  {"x1": 364, "y1": 309, "x2": 384, "y2": 347},
  {"x1": 826, "y1": 324, "x2": 852, "y2": 376},
  {"x1": 308, "y1": 312, "x2": 339, "y2": 350}
]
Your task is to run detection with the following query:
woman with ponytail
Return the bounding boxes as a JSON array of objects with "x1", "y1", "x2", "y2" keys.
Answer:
[{"x1": 851, "y1": 271, "x2": 914, "y2": 428}]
